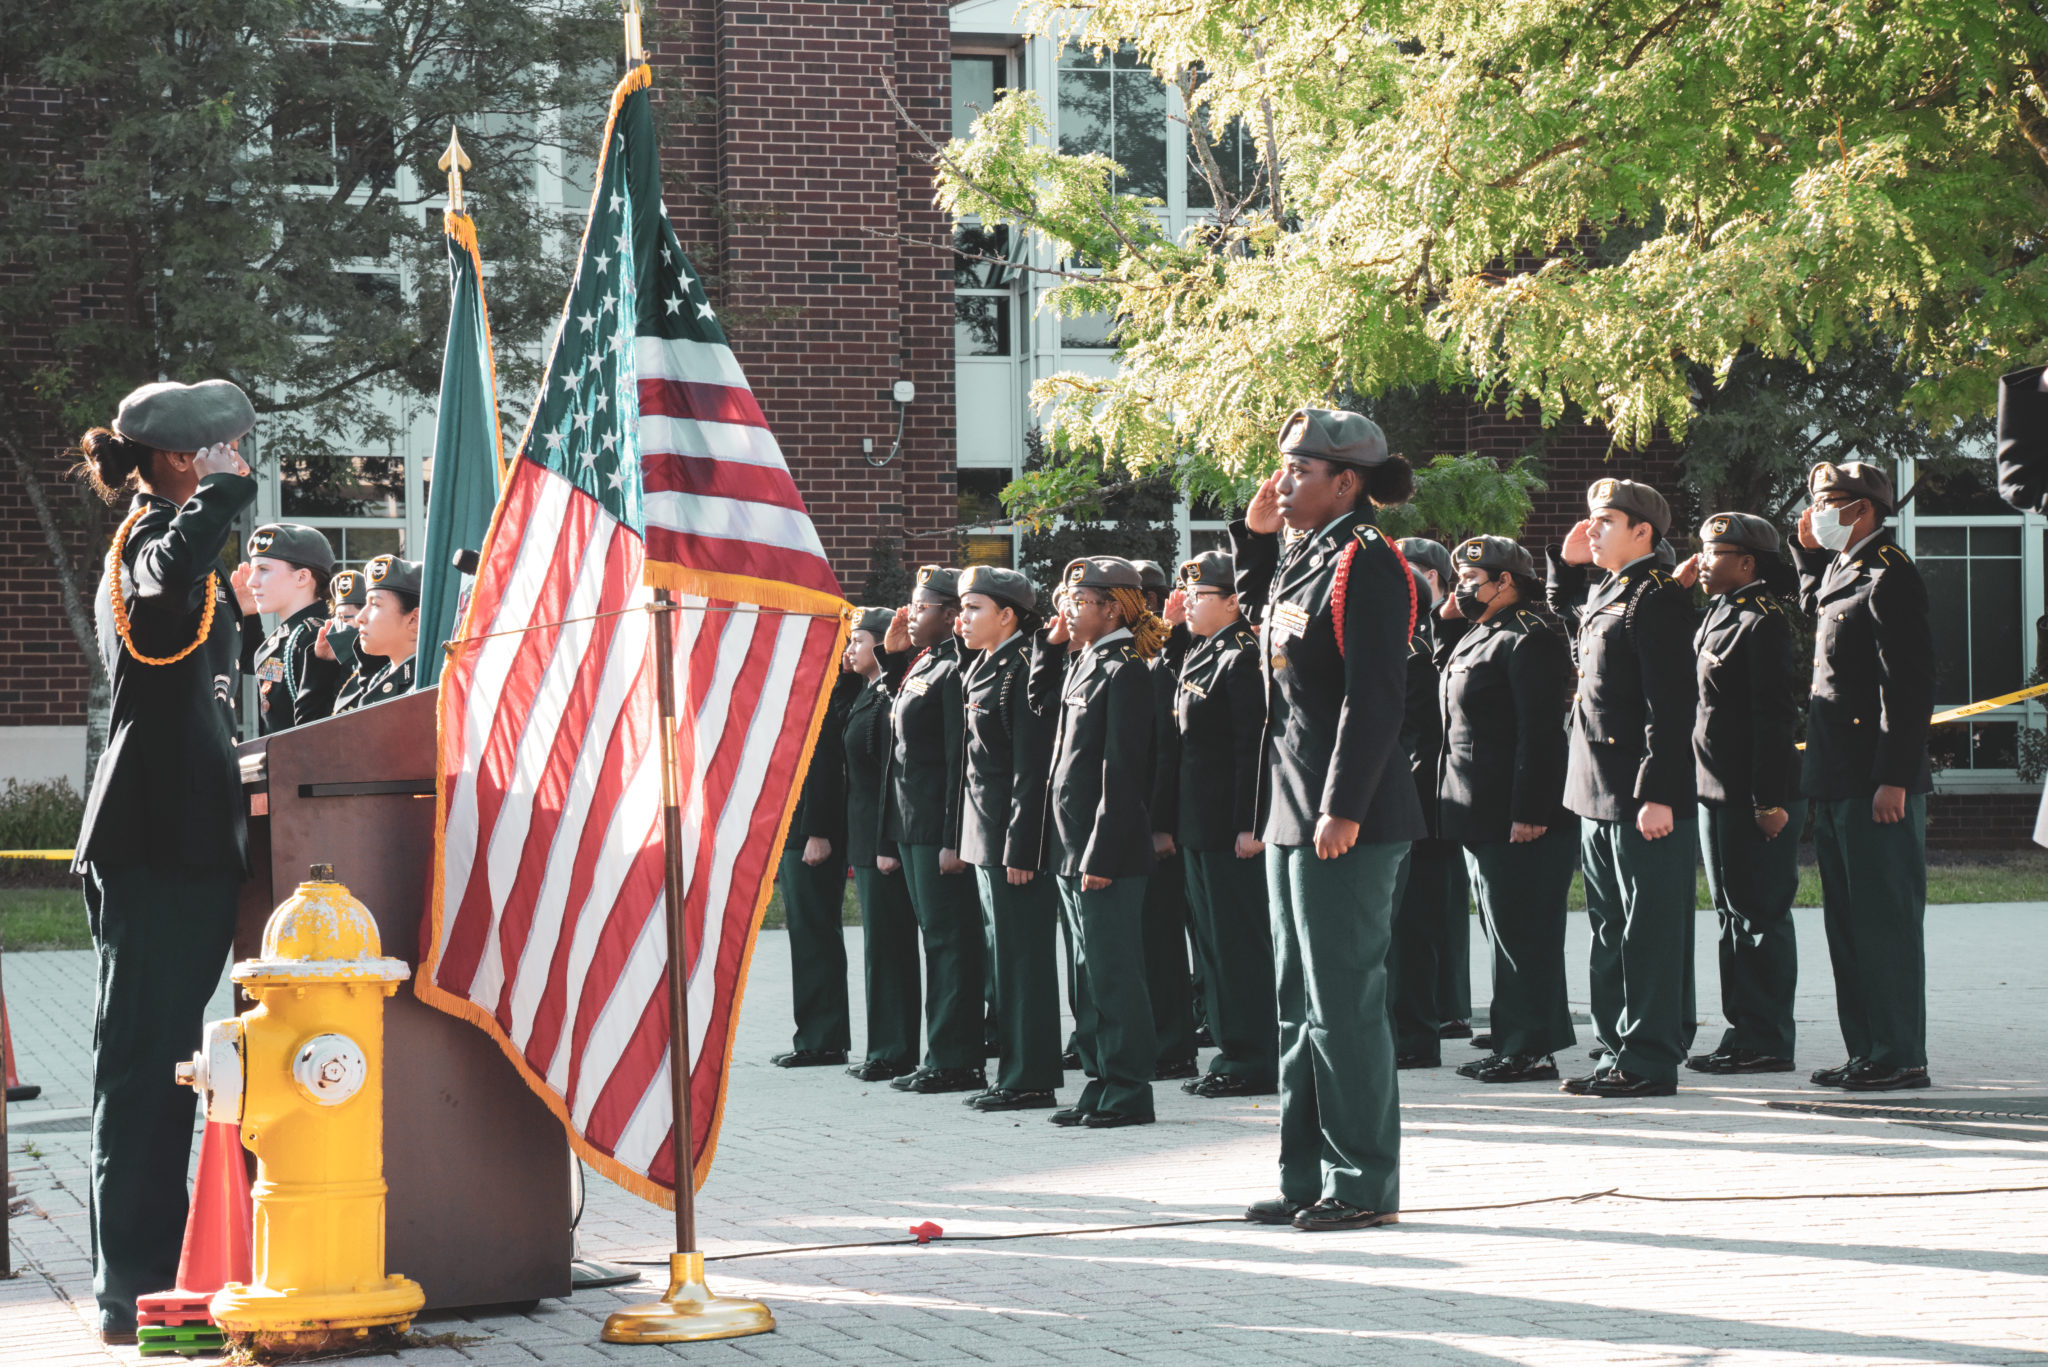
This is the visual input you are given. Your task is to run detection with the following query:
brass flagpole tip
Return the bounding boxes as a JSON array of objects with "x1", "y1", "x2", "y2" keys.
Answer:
[{"x1": 599, "y1": 1253, "x2": 775, "y2": 1344}]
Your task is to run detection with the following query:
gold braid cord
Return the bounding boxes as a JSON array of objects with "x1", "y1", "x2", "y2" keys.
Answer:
[{"x1": 107, "y1": 505, "x2": 218, "y2": 666}]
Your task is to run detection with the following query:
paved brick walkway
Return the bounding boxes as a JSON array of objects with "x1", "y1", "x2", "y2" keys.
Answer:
[{"x1": 6, "y1": 904, "x2": 2046, "y2": 1365}]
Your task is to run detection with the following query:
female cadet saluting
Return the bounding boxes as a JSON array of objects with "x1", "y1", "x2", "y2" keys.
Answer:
[
  {"x1": 771, "y1": 658, "x2": 855, "y2": 1069},
  {"x1": 841, "y1": 608, "x2": 922, "y2": 1082},
  {"x1": 314, "y1": 568, "x2": 385, "y2": 714},
  {"x1": 1033, "y1": 557, "x2": 1165, "y2": 1129},
  {"x1": 70, "y1": 380, "x2": 257, "y2": 1343},
  {"x1": 955, "y1": 566, "x2": 1064, "y2": 1112},
  {"x1": 232, "y1": 522, "x2": 340, "y2": 730},
  {"x1": 1437, "y1": 536, "x2": 1578, "y2": 1085}
]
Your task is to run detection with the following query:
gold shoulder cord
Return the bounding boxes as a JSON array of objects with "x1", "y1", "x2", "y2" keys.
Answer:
[{"x1": 107, "y1": 504, "x2": 219, "y2": 666}]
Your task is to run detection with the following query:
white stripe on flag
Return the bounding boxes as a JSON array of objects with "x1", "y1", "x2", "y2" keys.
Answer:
[
  {"x1": 642, "y1": 491, "x2": 828, "y2": 558},
  {"x1": 635, "y1": 335, "x2": 751, "y2": 390}
]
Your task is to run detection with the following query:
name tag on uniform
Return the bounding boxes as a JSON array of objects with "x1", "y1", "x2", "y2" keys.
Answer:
[
  {"x1": 257, "y1": 658, "x2": 287, "y2": 683},
  {"x1": 1273, "y1": 602, "x2": 1311, "y2": 636},
  {"x1": 1180, "y1": 681, "x2": 1209, "y2": 700}
]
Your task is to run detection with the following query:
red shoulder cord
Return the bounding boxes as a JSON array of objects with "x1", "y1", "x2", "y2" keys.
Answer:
[{"x1": 1331, "y1": 538, "x2": 1417, "y2": 660}]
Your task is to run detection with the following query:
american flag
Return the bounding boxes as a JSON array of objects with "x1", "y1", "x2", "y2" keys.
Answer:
[{"x1": 419, "y1": 66, "x2": 849, "y2": 1204}]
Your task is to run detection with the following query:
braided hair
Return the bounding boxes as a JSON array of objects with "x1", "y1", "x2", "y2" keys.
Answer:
[{"x1": 1107, "y1": 586, "x2": 1170, "y2": 661}]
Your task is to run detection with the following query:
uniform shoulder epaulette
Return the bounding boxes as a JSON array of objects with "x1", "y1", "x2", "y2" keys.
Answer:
[
  {"x1": 1514, "y1": 608, "x2": 1543, "y2": 631},
  {"x1": 1873, "y1": 544, "x2": 1911, "y2": 568},
  {"x1": 1354, "y1": 524, "x2": 1382, "y2": 546}
]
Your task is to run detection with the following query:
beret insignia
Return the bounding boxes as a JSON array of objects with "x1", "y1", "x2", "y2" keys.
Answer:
[
  {"x1": 1709, "y1": 516, "x2": 1730, "y2": 536},
  {"x1": 250, "y1": 529, "x2": 275, "y2": 554}
]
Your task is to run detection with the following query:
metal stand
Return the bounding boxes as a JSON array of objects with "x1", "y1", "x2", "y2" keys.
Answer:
[{"x1": 600, "y1": 592, "x2": 774, "y2": 1344}]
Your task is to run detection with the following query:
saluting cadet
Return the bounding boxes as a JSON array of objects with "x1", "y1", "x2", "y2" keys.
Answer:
[
  {"x1": 70, "y1": 381, "x2": 257, "y2": 1343},
  {"x1": 1550, "y1": 479, "x2": 1699, "y2": 1098},
  {"x1": 1438, "y1": 536, "x2": 1577, "y2": 1084},
  {"x1": 955, "y1": 566, "x2": 1064, "y2": 1111},
  {"x1": 1399, "y1": 538, "x2": 1475, "y2": 1043},
  {"x1": 1032, "y1": 557, "x2": 1165, "y2": 1128},
  {"x1": 1675, "y1": 514, "x2": 1807, "y2": 1074},
  {"x1": 233, "y1": 523, "x2": 340, "y2": 731},
  {"x1": 336, "y1": 555, "x2": 423, "y2": 708},
  {"x1": 772, "y1": 666, "x2": 855, "y2": 1069},
  {"x1": 1792, "y1": 462, "x2": 1935, "y2": 1091},
  {"x1": 881, "y1": 567, "x2": 987, "y2": 1094},
  {"x1": 1159, "y1": 551, "x2": 1277, "y2": 1097},
  {"x1": 315, "y1": 569, "x2": 384, "y2": 714},
  {"x1": 1232, "y1": 407, "x2": 1424, "y2": 1232},
  {"x1": 1390, "y1": 557, "x2": 1449, "y2": 1069},
  {"x1": 840, "y1": 608, "x2": 922, "y2": 1082},
  {"x1": 1133, "y1": 557, "x2": 1198, "y2": 1080}
]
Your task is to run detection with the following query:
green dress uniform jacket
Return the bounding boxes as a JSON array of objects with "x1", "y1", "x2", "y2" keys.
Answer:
[
  {"x1": 1790, "y1": 532, "x2": 1934, "y2": 799},
  {"x1": 1031, "y1": 631, "x2": 1158, "y2": 877},
  {"x1": 327, "y1": 627, "x2": 385, "y2": 715},
  {"x1": 779, "y1": 678, "x2": 853, "y2": 1055},
  {"x1": 1434, "y1": 608, "x2": 1573, "y2": 843},
  {"x1": 1694, "y1": 589, "x2": 1803, "y2": 809},
  {"x1": 241, "y1": 602, "x2": 341, "y2": 732},
  {"x1": 958, "y1": 633, "x2": 1053, "y2": 869},
  {"x1": 1158, "y1": 620, "x2": 1263, "y2": 851},
  {"x1": 843, "y1": 665, "x2": 921, "y2": 1071},
  {"x1": 843, "y1": 671, "x2": 899, "y2": 869},
  {"x1": 884, "y1": 638, "x2": 967, "y2": 848},
  {"x1": 338, "y1": 653, "x2": 417, "y2": 711}
]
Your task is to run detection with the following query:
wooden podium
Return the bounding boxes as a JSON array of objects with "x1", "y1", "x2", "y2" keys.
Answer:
[{"x1": 236, "y1": 688, "x2": 573, "y2": 1312}]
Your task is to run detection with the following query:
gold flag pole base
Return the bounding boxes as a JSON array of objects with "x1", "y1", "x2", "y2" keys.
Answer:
[{"x1": 600, "y1": 1252, "x2": 775, "y2": 1344}]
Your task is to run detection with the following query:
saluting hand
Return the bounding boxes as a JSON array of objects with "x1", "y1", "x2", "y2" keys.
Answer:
[
  {"x1": 803, "y1": 836, "x2": 834, "y2": 867},
  {"x1": 1796, "y1": 505, "x2": 1820, "y2": 551},
  {"x1": 1561, "y1": 519, "x2": 1595, "y2": 566},
  {"x1": 1312, "y1": 814, "x2": 1359, "y2": 860},
  {"x1": 229, "y1": 561, "x2": 259, "y2": 615},
  {"x1": 313, "y1": 618, "x2": 337, "y2": 662},
  {"x1": 1162, "y1": 588, "x2": 1188, "y2": 626},
  {"x1": 1245, "y1": 469, "x2": 1284, "y2": 535},
  {"x1": 1046, "y1": 600, "x2": 1071, "y2": 647},
  {"x1": 193, "y1": 441, "x2": 249, "y2": 480},
  {"x1": 1673, "y1": 554, "x2": 1701, "y2": 590},
  {"x1": 883, "y1": 605, "x2": 912, "y2": 653}
]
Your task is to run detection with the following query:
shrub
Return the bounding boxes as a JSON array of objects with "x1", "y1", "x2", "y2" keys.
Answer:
[{"x1": 0, "y1": 778, "x2": 85, "y2": 851}]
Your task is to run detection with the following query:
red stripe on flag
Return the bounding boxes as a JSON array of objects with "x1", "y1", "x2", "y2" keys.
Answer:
[
  {"x1": 640, "y1": 451, "x2": 809, "y2": 512},
  {"x1": 637, "y1": 378, "x2": 766, "y2": 429},
  {"x1": 644, "y1": 526, "x2": 840, "y2": 597}
]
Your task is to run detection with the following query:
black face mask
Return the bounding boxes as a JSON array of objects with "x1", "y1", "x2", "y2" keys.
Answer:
[{"x1": 1453, "y1": 583, "x2": 1491, "y2": 621}]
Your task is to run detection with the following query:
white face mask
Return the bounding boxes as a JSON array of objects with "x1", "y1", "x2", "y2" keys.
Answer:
[{"x1": 1813, "y1": 503, "x2": 1860, "y2": 552}]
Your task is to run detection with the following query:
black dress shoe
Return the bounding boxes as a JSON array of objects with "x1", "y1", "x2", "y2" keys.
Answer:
[
  {"x1": 1154, "y1": 1056, "x2": 1199, "y2": 1081},
  {"x1": 1583, "y1": 1068, "x2": 1677, "y2": 1098},
  {"x1": 1292, "y1": 1199, "x2": 1398, "y2": 1231},
  {"x1": 1455, "y1": 1054, "x2": 1503, "y2": 1079},
  {"x1": 1560, "y1": 1069, "x2": 1607, "y2": 1095},
  {"x1": 1060, "y1": 1049, "x2": 1082, "y2": 1069},
  {"x1": 1194, "y1": 1025, "x2": 1215, "y2": 1048},
  {"x1": 772, "y1": 1049, "x2": 848, "y2": 1068},
  {"x1": 1809, "y1": 1057, "x2": 1868, "y2": 1088},
  {"x1": 1470, "y1": 1033, "x2": 1495, "y2": 1051},
  {"x1": 1438, "y1": 1020, "x2": 1473, "y2": 1040},
  {"x1": 888, "y1": 1067, "x2": 932, "y2": 1091},
  {"x1": 1837, "y1": 1064, "x2": 1931, "y2": 1092},
  {"x1": 1686, "y1": 1048, "x2": 1796, "y2": 1075},
  {"x1": 1244, "y1": 1196, "x2": 1307, "y2": 1225},
  {"x1": 1186, "y1": 1073, "x2": 1278, "y2": 1098},
  {"x1": 971, "y1": 1088, "x2": 1058, "y2": 1111},
  {"x1": 897, "y1": 1067, "x2": 987, "y2": 1094},
  {"x1": 1395, "y1": 1052, "x2": 1440, "y2": 1069},
  {"x1": 1049, "y1": 1107, "x2": 1092, "y2": 1126},
  {"x1": 1081, "y1": 1110, "x2": 1154, "y2": 1129},
  {"x1": 1472, "y1": 1052, "x2": 1558, "y2": 1084},
  {"x1": 847, "y1": 1059, "x2": 915, "y2": 1082}
]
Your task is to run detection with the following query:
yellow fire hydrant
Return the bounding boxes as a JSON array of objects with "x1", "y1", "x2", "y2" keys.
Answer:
[{"x1": 178, "y1": 864, "x2": 424, "y2": 1355}]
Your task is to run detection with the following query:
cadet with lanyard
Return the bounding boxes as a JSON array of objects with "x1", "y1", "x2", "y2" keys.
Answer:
[
  {"x1": 233, "y1": 523, "x2": 340, "y2": 731},
  {"x1": 840, "y1": 608, "x2": 922, "y2": 1082},
  {"x1": 1132, "y1": 557, "x2": 1198, "y2": 1080},
  {"x1": 1793, "y1": 462, "x2": 1935, "y2": 1091},
  {"x1": 1550, "y1": 478, "x2": 1699, "y2": 1098},
  {"x1": 1232, "y1": 407, "x2": 1424, "y2": 1232},
  {"x1": 70, "y1": 380, "x2": 257, "y2": 1344},
  {"x1": 336, "y1": 554, "x2": 423, "y2": 708},
  {"x1": 881, "y1": 567, "x2": 987, "y2": 1094},
  {"x1": 955, "y1": 566, "x2": 1064, "y2": 1111},
  {"x1": 1438, "y1": 536, "x2": 1577, "y2": 1084},
  {"x1": 1159, "y1": 551, "x2": 1276, "y2": 1097},
  {"x1": 772, "y1": 666, "x2": 855, "y2": 1069},
  {"x1": 1672, "y1": 513, "x2": 1806, "y2": 1075},
  {"x1": 316, "y1": 569, "x2": 385, "y2": 714}
]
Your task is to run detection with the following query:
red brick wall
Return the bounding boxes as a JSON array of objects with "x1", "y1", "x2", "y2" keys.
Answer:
[{"x1": 1927, "y1": 790, "x2": 2044, "y2": 850}]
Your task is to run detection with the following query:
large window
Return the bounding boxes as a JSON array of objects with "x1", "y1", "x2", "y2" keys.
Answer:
[
  {"x1": 1058, "y1": 44, "x2": 1167, "y2": 201},
  {"x1": 954, "y1": 55, "x2": 1006, "y2": 139}
]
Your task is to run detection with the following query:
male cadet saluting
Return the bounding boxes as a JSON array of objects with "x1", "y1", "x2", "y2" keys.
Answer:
[
  {"x1": 233, "y1": 523, "x2": 341, "y2": 730},
  {"x1": 1674, "y1": 514, "x2": 1807, "y2": 1075},
  {"x1": 1792, "y1": 462, "x2": 1935, "y2": 1091},
  {"x1": 1550, "y1": 478, "x2": 1698, "y2": 1098},
  {"x1": 1232, "y1": 407, "x2": 1423, "y2": 1232}
]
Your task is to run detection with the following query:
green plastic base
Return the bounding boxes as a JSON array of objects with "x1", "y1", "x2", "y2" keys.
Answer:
[{"x1": 137, "y1": 1324, "x2": 227, "y2": 1356}]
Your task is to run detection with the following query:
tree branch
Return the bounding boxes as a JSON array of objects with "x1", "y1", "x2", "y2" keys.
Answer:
[
  {"x1": 1488, "y1": 135, "x2": 1589, "y2": 189},
  {"x1": 1, "y1": 428, "x2": 108, "y2": 690}
]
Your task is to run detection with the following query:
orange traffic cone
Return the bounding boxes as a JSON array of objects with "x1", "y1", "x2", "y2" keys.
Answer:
[
  {"x1": 136, "y1": 1121, "x2": 253, "y2": 1338},
  {"x1": 2, "y1": 959, "x2": 41, "y2": 1102}
]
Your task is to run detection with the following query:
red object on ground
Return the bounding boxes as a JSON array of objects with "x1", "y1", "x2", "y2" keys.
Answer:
[
  {"x1": 909, "y1": 1221, "x2": 944, "y2": 1244},
  {"x1": 3, "y1": 975, "x2": 41, "y2": 1102},
  {"x1": 135, "y1": 1122, "x2": 253, "y2": 1327}
]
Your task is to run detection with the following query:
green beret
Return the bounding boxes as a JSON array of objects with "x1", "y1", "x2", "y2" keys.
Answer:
[
  {"x1": 1586, "y1": 477, "x2": 1672, "y2": 538},
  {"x1": 853, "y1": 607, "x2": 894, "y2": 639},
  {"x1": 248, "y1": 523, "x2": 335, "y2": 575},
  {"x1": 330, "y1": 568, "x2": 368, "y2": 608},
  {"x1": 365, "y1": 554, "x2": 423, "y2": 599},
  {"x1": 113, "y1": 379, "x2": 256, "y2": 453},
  {"x1": 1177, "y1": 551, "x2": 1235, "y2": 590},
  {"x1": 1698, "y1": 512, "x2": 1781, "y2": 557},
  {"x1": 1130, "y1": 560, "x2": 1170, "y2": 593},
  {"x1": 1397, "y1": 537, "x2": 1453, "y2": 587},
  {"x1": 912, "y1": 564, "x2": 960, "y2": 603},
  {"x1": 958, "y1": 564, "x2": 1037, "y2": 616},
  {"x1": 1654, "y1": 537, "x2": 1677, "y2": 569},
  {"x1": 1808, "y1": 460, "x2": 1895, "y2": 513},
  {"x1": 1064, "y1": 556, "x2": 1142, "y2": 592},
  {"x1": 1277, "y1": 407, "x2": 1389, "y2": 469},
  {"x1": 1454, "y1": 535, "x2": 1534, "y2": 579}
]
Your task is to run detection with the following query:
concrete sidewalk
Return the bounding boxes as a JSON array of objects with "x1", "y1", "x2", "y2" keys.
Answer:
[{"x1": 5, "y1": 904, "x2": 2046, "y2": 1365}]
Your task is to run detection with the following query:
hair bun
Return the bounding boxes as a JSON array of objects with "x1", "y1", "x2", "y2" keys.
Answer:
[
  {"x1": 76, "y1": 427, "x2": 148, "y2": 503},
  {"x1": 1368, "y1": 454, "x2": 1415, "y2": 506}
]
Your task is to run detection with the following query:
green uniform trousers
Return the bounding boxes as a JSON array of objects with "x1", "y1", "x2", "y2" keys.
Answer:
[
  {"x1": 777, "y1": 849, "x2": 851, "y2": 1054},
  {"x1": 1437, "y1": 856, "x2": 1474, "y2": 1023},
  {"x1": 1581, "y1": 815, "x2": 1698, "y2": 1084},
  {"x1": 853, "y1": 865, "x2": 921, "y2": 1070},
  {"x1": 1464, "y1": 824, "x2": 1579, "y2": 1059},
  {"x1": 1183, "y1": 847, "x2": 1277, "y2": 1084},
  {"x1": 975, "y1": 867, "x2": 1066, "y2": 1093},
  {"x1": 1268, "y1": 841, "x2": 1403, "y2": 1213},
  {"x1": 901, "y1": 844, "x2": 987, "y2": 1072},
  {"x1": 84, "y1": 861, "x2": 240, "y2": 1335},
  {"x1": 1142, "y1": 850, "x2": 1196, "y2": 1068},
  {"x1": 1388, "y1": 842, "x2": 1459, "y2": 1061},
  {"x1": 1055, "y1": 874, "x2": 1156, "y2": 1120},
  {"x1": 1698, "y1": 800, "x2": 1805, "y2": 1060},
  {"x1": 1813, "y1": 795, "x2": 1927, "y2": 1070}
]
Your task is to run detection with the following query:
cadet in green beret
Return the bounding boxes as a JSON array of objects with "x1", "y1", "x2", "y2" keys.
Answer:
[
  {"x1": 1233, "y1": 407, "x2": 1424, "y2": 1231},
  {"x1": 70, "y1": 380, "x2": 257, "y2": 1343},
  {"x1": 335, "y1": 554, "x2": 423, "y2": 709},
  {"x1": 1793, "y1": 461, "x2": 1935, "y2": 1091},
  {"x1": 1159, "y1": 551, "x2": 1277, "y2": 1097},
  {"x1": 841, "y1": 608, "x2": 922, "y2": 1081},
  {"x1": 1673, "y1": 513, "x2": 1807, "y2": 1075},
  {"x1": 772, "y1": 660, "x2": 856, "y2": 1068},
  {"x1": 1132, "y1": 557, "x2": 1198, "y2": 1079},
  {"x1": 1550, "y1": 478, "x2": 1699, "y2": 1098},
  {"x1": 315, "y1": 569, "x2": 386, "y2": 714},
  {"x1": 880, "y1": 567, "x2": 987, "y2": 1093},
  {"x1": 955, "y1": 566, "x2": 1065, "y2": 1110},
  {"x1": 1439, "y1": 536, "x2": 1577, "y2": 1084},
  {"x1": 232, "y1": 522, "x2": 340, "y2": 731}
]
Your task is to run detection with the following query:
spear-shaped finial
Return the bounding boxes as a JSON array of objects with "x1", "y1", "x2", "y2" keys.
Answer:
[
  {"x1": 624, "y1": 0, "x2": 646, "y2": 66},
  {"x1": 438, "y1": 125, "x2": 472, "y2": 214}
]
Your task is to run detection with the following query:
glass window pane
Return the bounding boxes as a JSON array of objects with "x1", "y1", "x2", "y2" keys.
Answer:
[
  {"x1": 1060, "y1": 308, "x2": 1116, "y2": 349},
  {"x1": 1970, "y1": 554, "x2": 2023, "y2": 698},
  {"x1": 1190, "y1": 528, "x2": 1231, "y2": 554},
  {"x1": 954, "y1": 224, "x2": 1012, "y2": 289},
  {"x1": 1113, "y1": 70, "x2": 1167, "y2": 200},
  {"x1": 957, "y1": 468, "x2": 1011, "y2": 526},
  {"x1": 1923, "y1": 557, "x2": 1967, "y2": 700},
  {"x1": 278, "y1": 455, "x2": 407, "y2": 518},
  {"x1": 1917, "y1": 526, "x2": 1968, "y2": 555},
  {"x1": 1188, "y1": 116, "x2": 1256, "y2": 210},
  {"x1": 1059, "y1": 68, "x2": 1112, "y2": 162},
  {"x1": 955, "y1": 296, "x2": 1012, "y2": 357},
  {"x1": 340, "y1": 526, "x2": 403, "y2": 565},
  {"x1": 963, "y1": 534, "x2": 1015, "y2": 569},
  {"x1": 1970, "y1": 525, "x2": 2021, "y2": 556},
  {"x1": 1971, "y1": 721, "x2": 2019, "y2": 769},
  {"x1": 953, "y1": 56, "x2": 1005, "y2": 139},
  {"x1": 1918, "y1": 461, "x2": 2010, "y2": 516}
]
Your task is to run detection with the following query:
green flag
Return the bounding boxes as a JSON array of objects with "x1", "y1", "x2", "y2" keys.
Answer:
[{"x1": 415, "y1": 209, "x2": 504, "y2": 689}]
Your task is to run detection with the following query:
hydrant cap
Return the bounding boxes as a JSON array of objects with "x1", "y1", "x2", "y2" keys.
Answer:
[{"x1": 233, "y1": 871, "x2": 410, "y2": 984}]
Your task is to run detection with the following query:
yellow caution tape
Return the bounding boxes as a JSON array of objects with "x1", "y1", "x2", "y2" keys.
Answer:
[
  {"x1": 0, "y1": 849, "x2": 74, "y2": 860},
  {"x1": 1794, "y1": 680, "x2": 2048, "y2": 749}
]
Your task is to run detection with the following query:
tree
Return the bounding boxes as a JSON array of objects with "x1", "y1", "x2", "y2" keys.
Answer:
[
  {"x1": 1012, "y1": 427, "x2": 1178, "y2": 610},
  {"x1": 932, "y1": 2, "x2": 2048, "y2": 519}
]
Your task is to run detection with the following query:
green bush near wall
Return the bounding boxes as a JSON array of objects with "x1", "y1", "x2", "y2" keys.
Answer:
[{"x1": 0, "y1": 779, "x2": 84, "y2": 851}]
